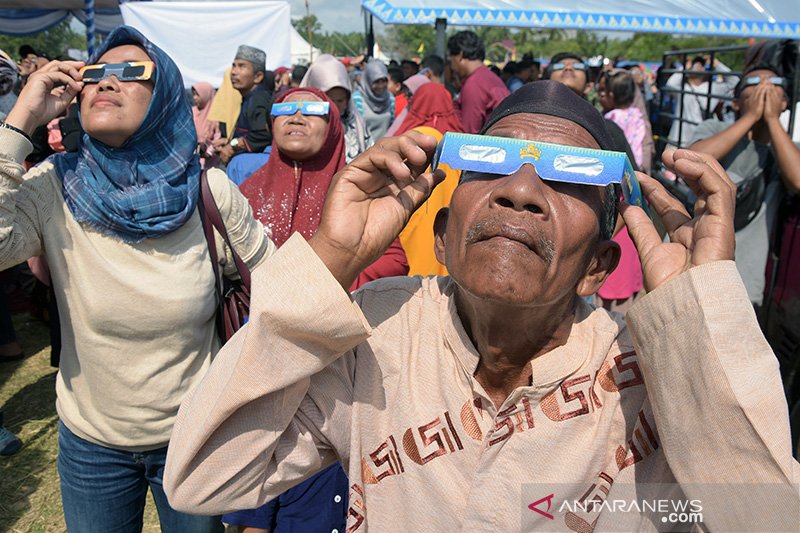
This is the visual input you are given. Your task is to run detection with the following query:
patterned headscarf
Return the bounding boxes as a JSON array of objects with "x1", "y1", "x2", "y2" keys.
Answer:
[
  {"x1": 53, "y1": 26, "x2": 200, "y2": 243},
  {"x1": 0, "y1": 49, "x2": 18, "y2": 96}
]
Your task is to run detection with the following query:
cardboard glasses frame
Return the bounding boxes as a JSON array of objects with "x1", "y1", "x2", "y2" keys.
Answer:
[
  {"x1": 271, "y1": 101, "x2": 331, "y2": 117},
  {"x1": 431, "y1": 132, "x2": 651, "y2": 217},
  {"x1": 79, "y1": 61, "x2": 155, "y2": 83}
]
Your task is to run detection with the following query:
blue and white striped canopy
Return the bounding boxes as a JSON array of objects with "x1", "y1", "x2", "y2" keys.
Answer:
[
  {"x1": 361, "y1": 0, "x2": 800, "y2": 39},
  {"x1": 0, "y1": 0, "x2": 124, "y2": 36}
]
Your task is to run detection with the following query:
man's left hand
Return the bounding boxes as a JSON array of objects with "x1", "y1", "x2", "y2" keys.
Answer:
[
  {"x1": 621, "y1": 149, "x2": 735, "y2": 292},
  {"x1": 219, "y1": 144, "x2": 235, "y2": 164}
]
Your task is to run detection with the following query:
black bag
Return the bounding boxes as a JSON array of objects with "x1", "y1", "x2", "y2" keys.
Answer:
[
  {"x1": 732, "y1": 153, "x2": 774, "y2": 232},
  {"x1": 198, "y1": 171, "x2": 251, "y2": 343},
  {"x1": 733, "y1": 174, "x2": 767, "y2": 231}
]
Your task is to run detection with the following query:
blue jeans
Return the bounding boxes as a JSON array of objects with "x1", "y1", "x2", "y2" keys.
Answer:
[{"x1": 58, "y1": 422, "x2": 224, "y2": 533}]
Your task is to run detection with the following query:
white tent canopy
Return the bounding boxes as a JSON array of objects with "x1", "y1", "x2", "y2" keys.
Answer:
[
  {"x1": 361, "y1": 0, "x2": 800, "y2": 38},
  {"x1": 291, "y1": 26, "x2": 321, "y2": 65},
  {"x1": 120, "y1": 1, "x2": 292, "y2": 88}
]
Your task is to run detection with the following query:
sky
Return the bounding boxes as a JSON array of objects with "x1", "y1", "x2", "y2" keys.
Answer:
[{"x1": 289, "y1": 0, "x2": 381, "y2": 34}]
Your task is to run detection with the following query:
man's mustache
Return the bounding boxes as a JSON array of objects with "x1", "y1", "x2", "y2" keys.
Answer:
[{"x1": 465, "y1": 217, "x2": 556, "y2": 265}]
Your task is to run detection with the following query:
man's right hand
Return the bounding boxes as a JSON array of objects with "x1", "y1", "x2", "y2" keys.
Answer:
[
  {"x1": 309, "y1": 131, "x2": 445, "y2": 290},
  {"x1": 211, "y1": 137, "x2": 228, "y2": 150},
  {"x1": 5, "y1": 60, "x2": 84, "y2": 137}
]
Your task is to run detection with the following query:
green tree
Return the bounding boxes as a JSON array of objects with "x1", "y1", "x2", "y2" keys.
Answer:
[
  {"x1": 292, "y1": 14, "x2": 322, "y2": 37},
  {"x1": 383, "y1": 24, "x2": 436, "y2": 59},
  {"x1": 0, "y1": 19, "x2": 86, "y2": 60}
]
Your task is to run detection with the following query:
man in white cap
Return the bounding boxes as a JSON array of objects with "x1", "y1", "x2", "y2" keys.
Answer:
[{"x1": 214, "y1": 44, "x2": 272, "y2": 164}]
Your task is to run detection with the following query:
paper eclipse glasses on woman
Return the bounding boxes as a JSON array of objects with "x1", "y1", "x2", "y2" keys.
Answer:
[
  {"x1": 432, "y1": 132, "x2": 650, "y2": 216},
  {"x1": 79, "y1": 61, "x2": 155, "y2": 83},
  {"x1": 270, "y1": 101, "x2": 330, "y2": 117}
]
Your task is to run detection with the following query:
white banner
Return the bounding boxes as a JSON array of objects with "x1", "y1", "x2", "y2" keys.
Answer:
[{"x1": 120, "y1": 1, "x2": 292, "y2": 88}]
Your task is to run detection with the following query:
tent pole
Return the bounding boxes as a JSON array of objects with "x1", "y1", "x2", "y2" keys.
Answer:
[
  {"x1": 85, "y1": 0, "x2": 96, "y2": 58},
  {"x1": 364, "y1": 12, "x2": 374, "y2": 59},
  {"x1": 435, "y1": 18, "x2": 447, "y2": 59}
]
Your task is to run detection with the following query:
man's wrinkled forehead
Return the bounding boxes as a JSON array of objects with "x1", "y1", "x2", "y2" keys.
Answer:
[{"x1": 484, "y1": 112, "x2": 600, "y2": 150}]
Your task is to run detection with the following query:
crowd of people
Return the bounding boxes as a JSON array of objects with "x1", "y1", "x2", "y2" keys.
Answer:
[{"x1": 0, "y1": 24, "x2": 799, "y2": 533}]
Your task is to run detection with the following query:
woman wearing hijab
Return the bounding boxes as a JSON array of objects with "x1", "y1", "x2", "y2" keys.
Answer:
[
  {"x1": 384, "y1": 73, "x2": 430, "y2": 137},
  {"x1": 192, "y1": 81, "x2": 221, "y2": 167},
  {"x1": 351, "y1": 59, "x2": 395, "y2": 140},
  {"x1": 240, "y1": 87, "x2": 408, "y2": 289},
  {"x1": 390, "y1": 83, "x2": 466, "y2": 276},
  {"x1": 0, "y1": 26, "x2": 272, "y2": 532},
  {"x1": 300, "y1": 53, "x2": 372, "y2": 163}
]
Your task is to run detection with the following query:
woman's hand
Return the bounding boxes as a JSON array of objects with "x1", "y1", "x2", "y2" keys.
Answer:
[
  {"x1": 309, "y1": 130, "x2": 445, "y2": 289},
  {"x1": 621, "y1": 149, "x2": 735, "y2": 292},
  {"x1": 5, "y1": 60, "x2": 84, "y2": 137}
]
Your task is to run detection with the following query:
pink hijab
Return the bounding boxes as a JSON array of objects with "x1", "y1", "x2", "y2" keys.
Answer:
[{"x1": 192, "y1": 82, "x2": 220, "y2": 146}]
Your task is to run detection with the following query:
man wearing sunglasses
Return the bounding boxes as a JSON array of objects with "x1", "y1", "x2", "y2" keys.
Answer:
[
  {"x1": 167, "y1": 81, "x2": 799, "y2": 532},
  {"x1": 688, "y1": 65, "x2": 800, "y2": 308}
]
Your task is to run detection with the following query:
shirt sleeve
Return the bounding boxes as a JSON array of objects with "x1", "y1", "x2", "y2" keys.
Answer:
[
  {"x1": 626, "y1": 261, "x2": 800, "y2": 531},
  {"x1": 239, "y1": 92, "x2": 273, "y2": 154},
  {"x1": 206, "y1": 168, "x2": 275, "y2": 276},
  {"x1": 0, "y1": 128, "x2": 52, "y2": 270},
  {"x1": 164, "y1": 234, "x2": 372, "y2": 515}
]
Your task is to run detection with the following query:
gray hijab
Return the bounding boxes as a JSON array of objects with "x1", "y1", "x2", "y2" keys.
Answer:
[
  {"x1": 357, "y1": 59, "x2": 392, "y2": 114},
  {"x1": 300, "y1": 54, "x2": 369, "y2": 152}
]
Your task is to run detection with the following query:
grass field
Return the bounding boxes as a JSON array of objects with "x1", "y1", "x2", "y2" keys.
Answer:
[{"x1": 0, "y1": 313, "x2": 161, "y2": 533}]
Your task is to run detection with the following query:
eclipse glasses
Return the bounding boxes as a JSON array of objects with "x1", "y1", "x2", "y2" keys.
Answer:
[
  {"x1": 79, "y1": 61, "x2": 155, "y2": 83},
  {"x1": 549, "y1": 61, "x2": 586, "y2": 72},
  {"x1": 740, "y1": 75, "x2": 786, "y2": 90},
  {"x1": 271, "y1": 101, "x2": 330, "y2": 117},
  {"x1": 432, "y1": 132, "x2": 649, "y2": 216}
]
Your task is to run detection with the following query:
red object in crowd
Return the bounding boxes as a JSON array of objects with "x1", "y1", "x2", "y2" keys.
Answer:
[{"x1": 393, "y1": 84, "x2": 464, "y2": 136}]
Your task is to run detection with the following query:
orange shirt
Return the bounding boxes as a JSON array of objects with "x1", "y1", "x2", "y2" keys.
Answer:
[{"x1": 398, "y1": 127, "x2": 460, "y2": 277}]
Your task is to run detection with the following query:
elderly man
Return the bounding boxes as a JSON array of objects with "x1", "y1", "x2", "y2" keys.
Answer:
[
  {"x1": 165, "y1": 82, "x2": 799, "y2": 531},
  {"x1": 213, "y1": 45, "x2": 272, "y2": 164}
]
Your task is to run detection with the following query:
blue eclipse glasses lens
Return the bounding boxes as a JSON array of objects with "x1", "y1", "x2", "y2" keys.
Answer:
[
  {"x1": 551, "y1": 62, "x2": 586, "y2": 71},
  {"x1": 741, "y1": 75, "x2": 786, "y2": 89},
  {"x1": 271, "y1": 101, "x2": 330, "y2": 117},
  {"x1": 432, "y1": 132, "x2": 650, "y2": 217}
]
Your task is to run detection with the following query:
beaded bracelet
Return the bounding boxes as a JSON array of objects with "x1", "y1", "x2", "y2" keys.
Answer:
[{"x1": 0, "y1": 122, "x2": 33, "y2": 144}]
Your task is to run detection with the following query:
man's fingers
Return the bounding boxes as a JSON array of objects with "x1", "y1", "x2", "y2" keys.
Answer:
[
  {"x1": 395, "y1": 169, "x2": 446, "y2": 215},
  {"x1": 348, "y1": 132, "x2": 438, "y2": 193},
  {"x1": 620, "y1": 200, "x2": 662, "y2": 262},
  {"x1": 637, "y1": 173, "x2": 692, "y2": 235},
  {"x1": 670, "y1": 149, "x2": 735, "y2": 219}
]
